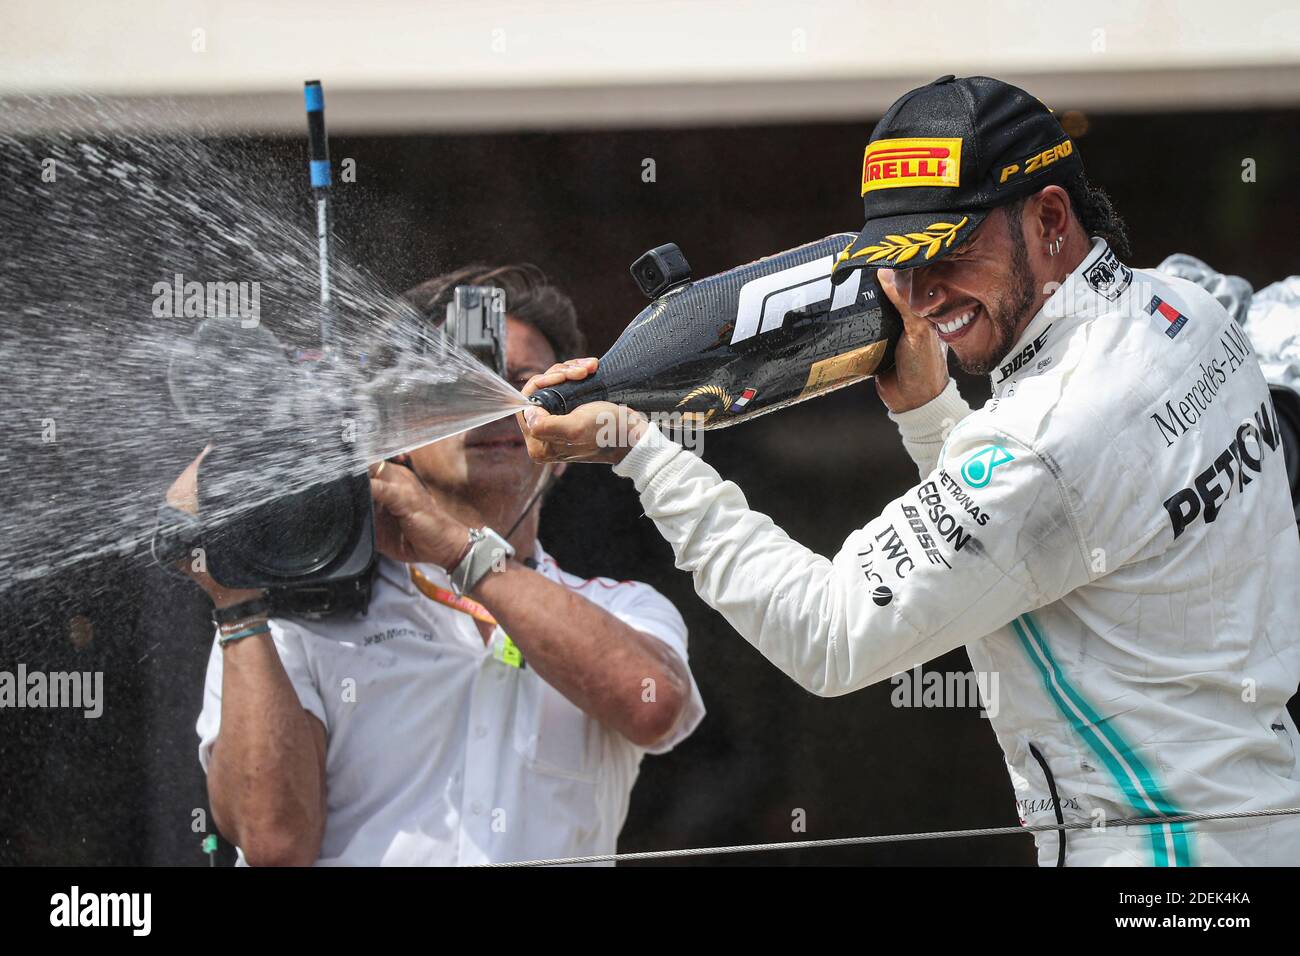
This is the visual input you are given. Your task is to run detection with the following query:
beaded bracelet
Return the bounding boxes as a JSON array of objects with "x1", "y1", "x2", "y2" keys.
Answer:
[{"x1": 218, "y1": 620, "x2": 271, "y2": 646}]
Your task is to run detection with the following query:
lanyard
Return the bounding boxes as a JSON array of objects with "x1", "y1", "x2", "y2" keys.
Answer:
[
  {"x1": 409, "y1": 567, "x2": 525, "y2": 668},
  {"x1": 409, "y1": 566, "x2": 498, "y2": 624}
]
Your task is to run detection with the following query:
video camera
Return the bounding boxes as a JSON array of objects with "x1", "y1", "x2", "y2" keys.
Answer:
[
  {"x1": 153, "y1": 284, "x2": 508, "y2": 619},
  {"x1": 152, "y1": 73, "x2": 514, "y2": 620}
]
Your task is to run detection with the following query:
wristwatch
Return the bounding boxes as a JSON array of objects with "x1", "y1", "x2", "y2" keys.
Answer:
[
  {"x1": 449, "y1": 528, "x2": 515, "y2": 596},
  {"x1": 212, "y1": 595, "x2": 272, "y2": 628}
]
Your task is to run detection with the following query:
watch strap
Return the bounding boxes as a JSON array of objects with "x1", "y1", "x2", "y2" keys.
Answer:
[
  {"x1": 449, "y1": 528, "x2": 515, "y2": 595},
  {"x1": 212, "y1": 596, "x2": 273, "y2": 627}
]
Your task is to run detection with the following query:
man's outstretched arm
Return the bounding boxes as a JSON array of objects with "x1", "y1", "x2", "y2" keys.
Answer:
[
  {"x1": 515, "y1": 270, "x2": 1085, "y2": 694},
  {"x1": 520, "y1": 380, "x2": 1090, "y2": 697},
  {"x1": 627, "y1": 416, "x2": 1091, "y2": 693}
]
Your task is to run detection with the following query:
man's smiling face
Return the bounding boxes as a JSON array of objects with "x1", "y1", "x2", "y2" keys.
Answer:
[{"x1": 889, "y1": 203, "x2": 1040, "y2": 376}]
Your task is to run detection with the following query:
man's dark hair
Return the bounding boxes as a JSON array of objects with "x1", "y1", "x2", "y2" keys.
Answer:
[
  {"x1": 1062, "y1": 172, "x2": 1131, "y2": 260},
  {"x1": 401, "y1": 263, "x2": 586, "y2": 362},
  {"x1": 1003, "y1": 173, "x2": 1131, "y2": 261}
]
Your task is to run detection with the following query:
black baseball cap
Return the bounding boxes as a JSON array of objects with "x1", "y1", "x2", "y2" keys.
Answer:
[{"x1": 831, "y1": 75, "x2": 1084, "y2": 282}]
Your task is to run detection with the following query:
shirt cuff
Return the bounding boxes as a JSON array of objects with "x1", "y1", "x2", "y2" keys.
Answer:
[
  {"x1": 886, "y1": 379, "x2": 973, "y2": 476},
  {"x1": 612, "y1": 420, "x2": 688, "y2": 493},
  {"x1": 887, "y1": 378, "x2": 969, "y2": 437}
]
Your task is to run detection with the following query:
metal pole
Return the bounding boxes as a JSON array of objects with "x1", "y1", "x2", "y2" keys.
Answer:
[{"x1": 304, "y1": 79, "x2": 335, "y2": 356}]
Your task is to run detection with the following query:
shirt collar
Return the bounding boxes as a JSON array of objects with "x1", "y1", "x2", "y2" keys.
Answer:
[{"x1": 989, "y1": 236, "x2": 1118, "y2": 394}]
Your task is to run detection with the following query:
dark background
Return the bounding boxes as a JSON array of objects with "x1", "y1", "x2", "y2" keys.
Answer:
[{"x1": 2, "y1": 107, "x2": 1297, "y2": 865}]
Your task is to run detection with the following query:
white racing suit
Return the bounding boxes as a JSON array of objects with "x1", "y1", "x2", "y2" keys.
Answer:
[{"x1": 612, "y1": 238, "x2": 1300, "y2": 866}]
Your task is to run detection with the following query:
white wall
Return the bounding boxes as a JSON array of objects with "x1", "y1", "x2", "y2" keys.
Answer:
[{"x1": 2, "y1": 0, "x2": 1298, "y2": 131}]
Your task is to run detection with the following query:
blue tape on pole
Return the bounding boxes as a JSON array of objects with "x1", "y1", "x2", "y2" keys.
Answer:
[
  {"x1": 310, "y1": 159, "x2": 332, "y2": 187},
  {"x1": 304, "y1": 84, "x2": 325, "y2": 112}
]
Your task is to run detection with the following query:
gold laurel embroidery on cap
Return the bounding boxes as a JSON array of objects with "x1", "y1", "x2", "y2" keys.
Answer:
[{"x1": 843, "y1": 216, "x2": 970, "y2": 265}]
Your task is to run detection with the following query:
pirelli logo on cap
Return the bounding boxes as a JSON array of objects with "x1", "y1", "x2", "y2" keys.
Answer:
[{"x1": 861, "y1": 138, "x2": 962, "y2": 195}]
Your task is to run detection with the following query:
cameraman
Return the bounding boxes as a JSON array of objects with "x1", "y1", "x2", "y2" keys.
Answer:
[{"x1": 182, "y1": 264, "x2": 704, "y2": 866}]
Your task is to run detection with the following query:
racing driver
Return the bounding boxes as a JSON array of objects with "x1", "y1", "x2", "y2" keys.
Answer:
[{"x1": 516, "y1": 76, "x2": 1300, "y2": 866}]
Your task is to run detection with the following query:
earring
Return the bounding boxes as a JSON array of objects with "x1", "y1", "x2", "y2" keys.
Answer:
[
  {"x1": 1047, "y1": 236, "x2": 1064, "y2": 257},
  {"x1": 927, "y1": 289, "x2": 936, "y2": 298}
]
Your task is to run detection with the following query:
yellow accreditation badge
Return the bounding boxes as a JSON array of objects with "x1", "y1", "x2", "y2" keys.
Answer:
[{"x1": 493, "y1": 632, "x2": 524, "y2": 669}]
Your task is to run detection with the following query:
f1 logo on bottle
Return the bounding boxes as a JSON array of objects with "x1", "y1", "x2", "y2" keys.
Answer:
[{"x1": 730, "y1": 256, "x2": 863, "y2": 345}]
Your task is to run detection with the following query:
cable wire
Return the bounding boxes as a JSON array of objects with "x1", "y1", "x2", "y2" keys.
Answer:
[{"x1": 479, "y1": 806, "x2": 1300, "y2": 867}]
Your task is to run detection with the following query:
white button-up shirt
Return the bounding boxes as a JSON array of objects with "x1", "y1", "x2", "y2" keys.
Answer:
[{"x1": 196, "y1": 546, "x2": 705, "y2": 865}]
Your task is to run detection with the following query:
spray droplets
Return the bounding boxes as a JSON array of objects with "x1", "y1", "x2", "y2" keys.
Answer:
[{"x1": 0, "y1": 97, "x2": 527, "y2": 593}]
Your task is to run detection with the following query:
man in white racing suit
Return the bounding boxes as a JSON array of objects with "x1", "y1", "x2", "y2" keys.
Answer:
[{"x1": 520, "y1": 75, "x2": 1300, "y2": 866}]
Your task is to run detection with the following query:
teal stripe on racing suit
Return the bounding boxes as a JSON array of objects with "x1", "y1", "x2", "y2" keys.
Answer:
[{"x1": 1013, "y1": 613, "x2": 1193, "y2": 866}]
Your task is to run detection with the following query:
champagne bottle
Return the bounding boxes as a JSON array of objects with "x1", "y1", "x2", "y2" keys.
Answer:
[{"x1": 530, "y1": 234, "x2": 901, "y2": 428}]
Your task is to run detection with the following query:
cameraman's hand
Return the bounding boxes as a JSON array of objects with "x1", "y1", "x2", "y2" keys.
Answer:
[
  {"x1": 518, "y1": 358, "x2": 648, "y2": 465},
  {"x1": 368, "y1": 461, "x2": 473, "y2": 568},
  {"x1": 165, "y1": 446, "x2": 266, "y2": 610},
  {"x1": 873, "y1": 267, "x2": 952, "y2": 414}
]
